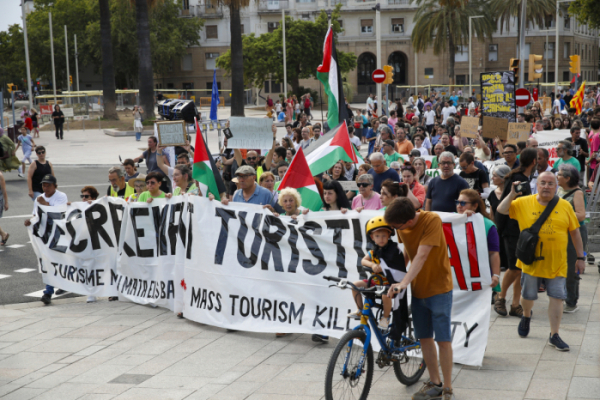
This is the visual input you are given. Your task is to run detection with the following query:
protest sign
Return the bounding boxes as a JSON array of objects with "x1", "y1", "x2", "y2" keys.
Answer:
[
  {"x1": 507, "y1": 123, "x2": 531, "y2": 144},
  {"x1": 461, "y1": 116, "x2": 480, "y2": 138},
  {"x1": 62, "y1": 108, "x2": 74, "y2": 118},
  {"x1": 39, "y1": 105, "x2": 53, "y2": 115},
  {"x1": 227, "y1": 117, "x2": 273, "y2": 149},
  {"x1": 480, "y1": 71, "x2": 516, "y2": 122},
  {"x1": 156, "y1": 121, "x2": 188, "y2": 147},
  {"x1": 28, "y1": 197, "x2": 493, "y2": 366},
  {"x1": 482, "y1": 116, "x2": 509, "y2": 140}
]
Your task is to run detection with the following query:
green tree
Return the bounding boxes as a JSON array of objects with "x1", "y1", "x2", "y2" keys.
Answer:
[
  {"x1": 216, "y1": 5, "x2": 356, "y2": 96},
  {"x1": 411, "y1": 0, "x2": 495, "y2": 85},
  {"x1": 0, "y1": 25, "x2": 27, "y2": 101},
  {"x1": 99, "y1": 0, "x2": 119, "y2": 119},
  {"x1": 569, "y1": 0, "x2": 600, "y2": 29},
  {"x1": 134, "y1": 0, "x2": 155, "y2": 119}
]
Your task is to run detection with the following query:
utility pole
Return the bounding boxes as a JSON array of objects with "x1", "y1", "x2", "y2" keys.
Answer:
[
  {"x1": 469, "y1": 15, "x2": 484, "y2": 97},
  {"x1": 518, "y1": 0, "x2": 526, "y2": 90},
  {"x1": 21, "y1": 0, "x2": 33, "y2": 111},
  {"x1": 74, "y1": 34, "x2": 80, "y2": 92},
  {"x1": 375, "y1": 3, "x2": 381, "y2": 108},
  {"x1": 49, "y1": 12, "x2": 57, "y2": 104},
  {"x1": 64, "y1": 25, "x2": 70, "y2": 104}
]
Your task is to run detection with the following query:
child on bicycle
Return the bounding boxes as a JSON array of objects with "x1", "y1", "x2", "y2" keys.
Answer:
[{"x1": 348, "y1": 216, "x2": 407, "y2": 329}]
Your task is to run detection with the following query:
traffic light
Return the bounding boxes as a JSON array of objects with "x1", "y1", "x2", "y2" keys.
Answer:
[
  {"x1": 383, "y1": 65, "x2": 394, "y2": 84},
  {"x1": 528, "y1": 54, "x2": 543, "y2": 81},
  {"x1": 69, "y1": 75, "x2": 73, "y2": 85},
  {"x1": 569, "y1": 55, "x2": 580, "y2": 74},
  {"x1": 6, "y1": 84, "x2": 17, "y2": 93},
  {"x1": 509, "y1": 58, "x2": 520, "y2": 85}
]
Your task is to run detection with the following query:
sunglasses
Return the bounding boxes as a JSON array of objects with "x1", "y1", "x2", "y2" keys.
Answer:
[
  {"x1": 80, "y1": 194, "x2": 90, "y2": 199},
  {"x1": 247, "y1": 157, "x2": 257, "y2": 161},
  {"x1": 36, "y1": 150, "x2": 45, "y2": 154},
  {"x1": 146, "y1": 180, "x2": 158, "y2": 185},
  {"x1": 455, "y1": 200, "x2": 474, "y2": 207},
  {"x1": 357, "y1": 183, "x2": 371, "y2": 188}
]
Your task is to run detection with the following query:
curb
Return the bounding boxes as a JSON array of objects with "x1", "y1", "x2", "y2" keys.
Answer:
[{"x1": 0, "y1": 295, "x2": 88, "y2": 310}]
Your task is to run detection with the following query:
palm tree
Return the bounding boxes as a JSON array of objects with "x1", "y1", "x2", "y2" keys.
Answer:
[
  {"x1": 491, "y1": 0, "x2": 555, "y2": 57},
  {"x1": 134, "y1": 0, "x2": 155, "y2": 119},
  {"x1": 220, "y1": 0, "x2": 249, "y2": 116},
  {"x1": 99, "y1": 0, "x2": 118, "y2": 120},
  {"x1": 411, "y1": 0, "x2": 495, "y2": 85}
]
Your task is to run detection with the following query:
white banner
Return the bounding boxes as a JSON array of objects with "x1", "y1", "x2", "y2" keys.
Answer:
[{"x1": 29, "y1": 197, "x2": 492, "y2": 366}]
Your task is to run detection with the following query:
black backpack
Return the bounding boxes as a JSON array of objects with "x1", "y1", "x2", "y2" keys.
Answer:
[{"x1": 515, "y1": 196, "x2": 559, "y2": 265}]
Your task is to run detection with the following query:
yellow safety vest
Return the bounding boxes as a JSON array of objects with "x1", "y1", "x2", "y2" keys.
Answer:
[{"x1": 110, "y1": 184, "x2": 135, "y2": 199}]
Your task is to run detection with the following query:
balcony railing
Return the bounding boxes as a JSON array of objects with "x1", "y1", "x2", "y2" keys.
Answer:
[
  {"x1": 257, "y1": 0, "x2": 290, "y2": 11},
  {"x1": 387, "y1": 0, "x2": 411, "y2": 5},
  {"x1": 329, "y1": 0, "x2": 347, "y2": 6}
]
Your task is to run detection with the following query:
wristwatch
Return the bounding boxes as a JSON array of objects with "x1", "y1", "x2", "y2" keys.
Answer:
[
  {"x1": 492, "y1": 274, "x2": 500, "y2": 279},
  {"x1": 577, "y1": 257, "x2": 586, "y2": 261}
]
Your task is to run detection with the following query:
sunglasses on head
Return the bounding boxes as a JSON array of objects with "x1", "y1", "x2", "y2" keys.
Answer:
[{"x1": 357, "y1": 182, "x2": 371, "y2": 188}]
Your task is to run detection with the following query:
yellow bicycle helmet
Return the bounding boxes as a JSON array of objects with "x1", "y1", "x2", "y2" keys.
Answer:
[{"x1": 366, "y1": 216, "x2": 395, "y2": 237}]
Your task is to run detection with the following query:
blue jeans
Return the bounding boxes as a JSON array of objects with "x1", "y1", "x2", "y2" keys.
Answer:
[
  {"x1": 521, "y1": 272, "x2": 566, "y2": 301},
  {"x1": 32, "y1": 191, "x2": 43, "y2": 201},
  {"x1": 43, "y1": 285, "x2": 54, "y2": 296},
  {"x1": 135, "y1": 131, "x2": 142, "y2": 141},
  {"x1": 411, "y1": 290, "x2": 453, "y2": 342}
]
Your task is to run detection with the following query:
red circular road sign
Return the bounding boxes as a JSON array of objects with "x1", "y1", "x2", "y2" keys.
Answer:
[
  {"x1": 515, "y1": 88, "x2": 532, "y2": 107},
  {"x1": 372, "y1": 69, "x2": 386, "y2": 84}
]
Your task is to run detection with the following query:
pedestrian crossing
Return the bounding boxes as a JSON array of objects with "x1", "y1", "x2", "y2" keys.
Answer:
[{"x1": 23, "y1": 289, "x2": 71, "y2": 298}]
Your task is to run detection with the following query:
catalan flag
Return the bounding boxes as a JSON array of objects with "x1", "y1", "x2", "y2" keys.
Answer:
[{"x1": 570, "y1": 81, "x2": 586, "y2": 115}]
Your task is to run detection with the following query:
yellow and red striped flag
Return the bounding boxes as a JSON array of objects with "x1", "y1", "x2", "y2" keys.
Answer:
[{"x1": 570, "y1": 81, "x2": 586, "y2": 115}]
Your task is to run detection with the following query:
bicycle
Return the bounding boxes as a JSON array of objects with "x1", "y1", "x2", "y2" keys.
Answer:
[{"x1": 323, "y1": 269, "x2": 426, "y2": 400}]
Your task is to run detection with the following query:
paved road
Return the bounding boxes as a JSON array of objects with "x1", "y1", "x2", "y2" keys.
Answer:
[{"x1": 0, "y1": 167, "x2": 110, "y2": 305}]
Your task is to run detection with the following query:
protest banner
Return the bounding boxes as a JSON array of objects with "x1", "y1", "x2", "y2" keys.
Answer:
[
  {"x1": 533, "y1": 129, "x2": 584, "y2": 160},
  {"x1": 29, "y1": 197, "x2": 493, "y2": 366},
  {"x1": 156, "y1": 121, "x2": 188, "y2": 147},
  {"x1": 482, "y1": 116, "x2": 509, "y2": 140},
  {"x1": 506, "y1": 123, "x2": 532, "y2": 144},
  {"x1": 227, "y1": 117, "x2": 273, "y2": 149},
  {"x1": 480, "y1": 71, "x2": 516, "y2": 122},
  {"x1": 461, "y1": 116, "x2": 480, "y2": 138}
]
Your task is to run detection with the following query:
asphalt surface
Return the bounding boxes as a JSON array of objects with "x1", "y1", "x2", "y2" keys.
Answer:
[{"x1": 0, "y1": 166, "x2": 111, "y2": 305}]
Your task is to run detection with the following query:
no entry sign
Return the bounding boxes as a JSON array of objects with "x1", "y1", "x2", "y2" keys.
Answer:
[
  {"x1": 515, "y1": 88, "x2": 531, "y2": 107},
  {"x1": 372, "y1": 69, "x2": 386, "y2": 84}
]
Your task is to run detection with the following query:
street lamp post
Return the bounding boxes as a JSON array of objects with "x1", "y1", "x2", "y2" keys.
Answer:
[
  {"x1": 49, "y1": 12, "x2": 57, "y2": 104},
  {"x1": 21, "y1": 0, "x2": 33, "y2": 111},
  {"x1": 468, "y1": 15, "x2": 484, "y2": 97},
  {"x1": 556, "y1": 0, "x2": 572, "y2": 94},
  {"x1": 539, "y1": 29, "x2": 555, "y2": 85},
  {"x1": 282, "y1": 7, "x2": 287, "y2": 98}
]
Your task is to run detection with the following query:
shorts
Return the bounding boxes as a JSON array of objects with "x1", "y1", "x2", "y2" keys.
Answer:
[
  {"x1": 32, "y1": 121, "x2": 38, "y2": 128},
  {"x1": 411, "y1": 290, "x2": 453, "y2": 342},
  {"x1": 22, "y1": 150, "x2": 32, "y2": 164},
  {"x1": 521, "y1": 272, "x2": 566, "y2": 301},
  {"x1": 504, "y1": 235, "x2": 521, "y2": 271}
]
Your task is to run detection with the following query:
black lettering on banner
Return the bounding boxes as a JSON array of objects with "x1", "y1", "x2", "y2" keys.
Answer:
[
  {"x1": 299, "y1": 221, "x2": 326, "y2": 275},
  {"x1": 214, "y1": 208, "x2": 237, "y2": 265},
  {"x1": 215, "y1": 293, "x2": 222, "y2": 312},
  {"x1": 85, "y1": 204, "x2": 114, "y2": 250},
  {"x1": 168, "y1": 202, "x2": 183, "y2": 255},
  {"x1": 66, "y1": 209, "x2": 88, "y2": 253},
  {"x1": 48, "y1": 222, "x2": 68, "y2": 254},
  {"x1": 332, "y1": 308, "x2": 344, "y2": 331},
  {"x1": 67, "y1": 266, "x2": 76, "y2": 281},
  {"x1": 125, "y1": 208, "x2": 154, "y2": 258},
  {"x1": 286, "y1": 225, "x2": 300, "y2": 273},
  {"x1": 262, "y1": 299, "x2": 272, "y2": 320},
  {"x1": 352, "y1": 219, "x2": 368, "y2": 279},
  {"x1": 96, "y1": 269, "x2": 104, "y2": 286},
  {"x1": 450, "y1": 321, "x2": 462, "y2": 342},
  {"x1": 229, "y1": 294, "x2": 239, "y2": 315},
  {"x1": 326, "y1": 219, "x2": 350, "y2": 278},
  {"x1": 51, "y1": 262, "x2": 58, "y2": 276},
  {"x1": 261, "y1": 216, "x2": 285, "y2": 271},
  {"x1": 185, "y1": 202, "x2": 194, "y2": 260},
  {"x1": 108, "y1": 202, "x2": 124, "y2": 243},
  {"x1": 152, "y1": 205, "x2": 169, "y2": 256},
  {"x1": 251, "y1": 298, "x2": 262, "y2": 318},
  {"x1": 289, "y1": 302, "x2": 305, "y2": 325},
  {"x1": 313, "y1": 305, "x2": 327, "y2": 328},
  {"x1": 237, "y1": 212, "x2": 262, "y2": 268},
  {"x1": 272, "y1": 300, "x2": 278, "y2": 321},
  {"x1": 32, "y1": 207, "x2": 45, "y2": 240},
  {"x1": 36, "y1": 210, "x2": 65, "y2": 246},
  {"x1": 122, "y1": 277, "x2": 133, "y2": 294},
  {"x1": 166, "y1": 281, "x2": 174, "y2": 299},
  {"x1": 77, "y1": 268, "x2": 85, "y2": 283},
  {"x1": 39, "y1": 258, "x2": 47, "y2": 273},
  {"x1": 110, "y1": 270, "x2": 119, "y2": 285},
  {"x1": 278, "y1": 301, "x2": 288, "y2": 322},
  {"x1": 463, "y1": 322, "x2": 478, "y2": 347},
  {"x1": 208, "y1": 291, "x2": 216, "y2": 310},
  {"x1": 240, "y1": 296, "x2": 249, "y2": 317}
]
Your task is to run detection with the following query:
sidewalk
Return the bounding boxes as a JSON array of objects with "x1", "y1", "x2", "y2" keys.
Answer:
[{"x1": 0, "y1": 261, "x2": 598, "y2": 400}]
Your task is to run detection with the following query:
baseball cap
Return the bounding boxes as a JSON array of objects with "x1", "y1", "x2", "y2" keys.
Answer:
[
  {"x1": 41, "y1": 174, "x2": 57, "y2": 184},
  {"x1": 236, "y1": 165, "x2": 256, "y2": 176}
]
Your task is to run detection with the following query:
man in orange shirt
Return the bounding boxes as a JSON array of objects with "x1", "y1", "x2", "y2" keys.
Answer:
[
  {"x1": 385, "y1": 198, "x2": 454, "y2": 400},
  {"x1": 395, "y1": 127, "x2": 414, "y2": 155}
]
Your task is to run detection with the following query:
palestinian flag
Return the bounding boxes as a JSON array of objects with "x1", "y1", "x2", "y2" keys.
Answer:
[
  {"x1": 192, "y1": 119, "x2": 226, "y2": 200},
  {"x1": 317, "y1": 26, "x2": 349, "y2": 130},
  {"x1": 278, "y1": 147, "x2": 323, "y2": 211},
  {"x1": 305, "y1": 121, "x2": 359, "y2": 175},
  {"x1": 570, "y1": 81, "x2": 586, "y2": 115}
]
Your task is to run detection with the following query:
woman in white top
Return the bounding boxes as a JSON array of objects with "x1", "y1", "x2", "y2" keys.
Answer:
[
  {"x1": 473, "y1": 133, "x2": 491, "y2": 161},
  {"x1": 133, "y1": 105, "x2": 144, "y2": 141}
]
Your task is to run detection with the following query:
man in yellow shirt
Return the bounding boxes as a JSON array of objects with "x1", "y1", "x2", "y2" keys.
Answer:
[{"x1": 497, "y1": 171, "x2": 584, "y2": 352}]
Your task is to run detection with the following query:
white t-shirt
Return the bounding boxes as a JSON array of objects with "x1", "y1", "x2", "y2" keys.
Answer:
[
  {"x1": 350, "y1": 136, "x2": 361, "y2": 149},
  {"x1": 553, "y1": 99, "x2": 561, "y2": 114},
  {"x1": 408, "y1": 96, "x2": 415, "y2": 107},
  {"x1": 424, "y1": 110, "x2": 435, "y2": 125},
  {"x1": 441, "y1": 106, "x2": 456, "y2": 125},
  {"x1": 367, "y1": 97, "x2": 374, "y2": 111},
  {"x1": 33, "y1": 190, "x2": 68, "y2": 215},
  {"x1": 275, "y1": 103, "x2": 282, "y2": 112},
  {"x1": 415, "y1": 146, "x2": 429, "y2": 156}
]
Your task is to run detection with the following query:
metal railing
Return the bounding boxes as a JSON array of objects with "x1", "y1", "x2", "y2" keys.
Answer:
[{"x1": 257, "y1": 0, "x2": 290, "y2": 11}]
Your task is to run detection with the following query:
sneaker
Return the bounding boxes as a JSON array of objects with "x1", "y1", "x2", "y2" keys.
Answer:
[
  {"x1": 518, "y1": 315, "x2": 531, "y2": 338},
  {"x1": 18, "y1": 173, "x2": 24, "y2": 178},
  {"x1": 55, "y1": 289, "x2": 66, "y2": 295},
  {"x1": 412, "y1": 380, "x2": 443, "y2": 400},
  {"x1": 509, "y1": 304, "x2": 524, "y2": 317},
  {"x1": 563, "y1": 304, "x2": 579, "y2": 313},
  {"x1": 494, "y1": 297, "x2": 508, "y2": 317},
  {"x1": 378, "y1": 317, "x2": 390, "y2": 329},
  {"x1": 548, "y1": 333, "x2": 570, "y2": 351},
  {"x1": 442, "y1": 387, "x2": 454, "y2": 400},
  {"x1": 311, "y1": 334, "x2": 329, "y2": 344},
  {"x1": 348, "y1": 310, "x2": 362, "y2": 320},
  {"x1": 275, "y1": 333, "x2": 290, "y2": 338},
  {"x1": 538, "y1": 283, "x2": 546, "y2": 293},
  {"x1": 86, "y1": 296, "x2": 97, "y2": 303},
  {"x1": 41, "y1": 294, "x2": 51, "y2": 305}
]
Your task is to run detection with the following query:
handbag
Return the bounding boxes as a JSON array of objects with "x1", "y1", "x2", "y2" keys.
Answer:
[{"x1": 515, "y1": 195, "x2": 559, "y2": 265}]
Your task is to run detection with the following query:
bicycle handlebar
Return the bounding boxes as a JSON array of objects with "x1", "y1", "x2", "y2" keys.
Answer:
[{"x1": 323, "y1": 275, "x2": 388, "y2": 296}]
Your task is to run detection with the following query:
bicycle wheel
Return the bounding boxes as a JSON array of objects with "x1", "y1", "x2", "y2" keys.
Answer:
[
  {"x1": 392, "y1": 334, "x2": 427, "y2": 386},
  {"x1": 324, "y1": 329, "x2": 374, "y2": 400}
]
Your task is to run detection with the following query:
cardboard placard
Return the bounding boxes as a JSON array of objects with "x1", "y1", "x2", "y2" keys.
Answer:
[
  {"x1": 227, "y1": 117, "x2": 273, "y2": 149},
  {"x1": 506, "y1": 123, "x2": 532, "y2": 144},
  {"x1": 156, "y1": 120, "x2": 188, "y2": 147},
  {"x1": 461, "y1": 116, "x2": 480, "y2": 138},
  {"x1": 482, "y1": 116, "x2": 509, "y2": 140}
]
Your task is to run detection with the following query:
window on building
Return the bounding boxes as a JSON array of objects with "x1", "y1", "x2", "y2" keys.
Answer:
[
  {"x1": 272, "y1": 82, "x2": 281, "y2": 93},
  {"x1": 546, "y1": 72, "x2": 555, "y2": 83},
  {"x1": 454, "y1": 45, "x2": 468, "y2": 62},
  {"x1": 391, "y1": 18, "x2": 404, "y2": 34},
  {"x1": 183, "y1": 82, "x2": 194, "y2": 89},
  {"x1": 296, "y1": 0, "x2": 315, "y2": 2},
  {"x1": 301, "y1": 13, "x2": 310, "y2": 20},
  {"x1": 488, "y1": 44, "x2": 498, "y2": 61},
  {"x1": 524, "y1": 73, "x2": 529, "y2": 82},
  {"x1": 205, "y1": 52, "x2": 219, "y2": 70},
  {"x1": 206, "y1": 81, "x2": 221, "y2": 90},
  {"x1": 167, "y1": 83, "x2": 174, "y2": 89},
  {"x1": 264, "y1": 81, "x2": 270, "y2": 93},
  {"x1": 181, "y1": 54, "x2": 193, "y2": 71},
  {"x1": 563, "y1": 71, "x2": 570, "y2": 81},
  {"x1": 544, "y1": 42, "x2": 554, "y2": 59},
  {"x1": 564, "y1": 42, "x2": 570, "y2": 58},
  {"x1": 241, "y1": 24, "x2": 244, "y2": 34},
  {"x1": 544, "y1": 15, "x2": 554, "y2": 28},
  {"x1": 268, "y1": 22, "x2": 280, "y2": 33},
  {"x1": 206, "y1": 25, "x2": 218, "y2": 39},
  {"x1": 456, "y1": 75, "x2": 466, "y2": 85},
  {"x1": 564, "y1": 14, "x2": 570, "y2": 30},
  {"x1": 361, "y1": 19, "x2": 373, "y2": 34},
  {"x1": 516, "y1": 43, "x2": 531, "y2": 58},
  {"x1": 424, "y1": 68, "x2": 433, "y2": 76}
]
